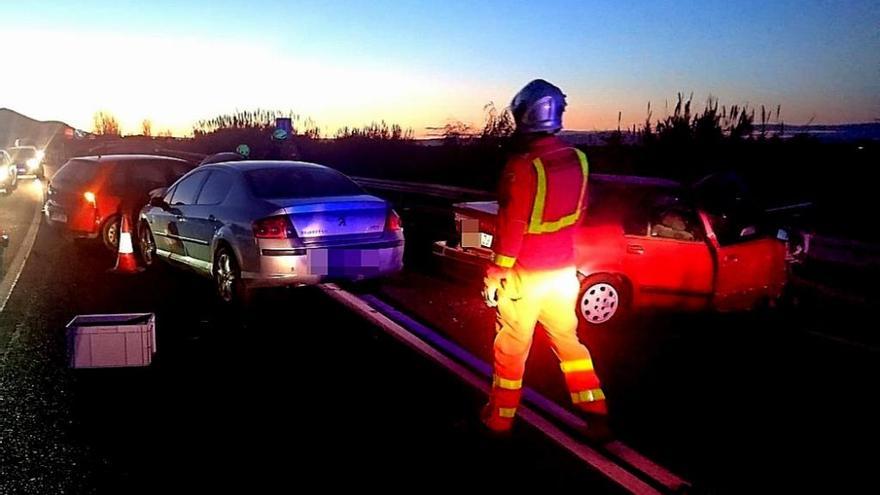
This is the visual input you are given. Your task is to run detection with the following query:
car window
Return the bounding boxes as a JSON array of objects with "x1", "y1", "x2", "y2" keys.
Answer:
[
  {"x1": 106, "y1": 164, "x2": 128, "y2": 194},
  {"x1": 584, "y1": 183, "x2": 622, "y2": 224},
  {"x1": 168, "y1": 161, "x2": 194, "y2": 180},
  {"x1": 704, "y1": 203, "x2": 770, "y2": 246},
  {"x1": 623, "y1": 192, "x2": 702, "y2": 240},
  {"x1": 9, "y1": 148, "x2": 36, "y2": 161},
  {"x1": 196, "y1": 171, "x2": 233, "y2": 205},
  {"x1": 621, "y1": 188, "x2": 659, "y2": 236},
  {"x1": 622, "y1": 206, "x2": 650, "y2": 236},
  {"x1": 244, "y1": 166, "x2": 364, "y2": 199},
  {"x1": 132, "y1": 162, "x2": 171, "y2": 185},
  {"x1": 170, "y1": 171, "x2": 208, "y2": 206},
  {"x1": 123, "y1": 161, "x2": 175, "y2": 198},
  {"x1": 52, "y1": 159, "x2": 100, "y2": 186},
  {"x1": 649, "y1": 207, "x2": 702, "y2": 241}
]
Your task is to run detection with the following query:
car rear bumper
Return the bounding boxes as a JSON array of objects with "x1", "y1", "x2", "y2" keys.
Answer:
[
  {"x1": 242, "y1": 239, "x2": 404, "y2": 288},
  {"x1": 14, "y1": 165, "x2": 38, "y2": 176},
  {"x1": 44, "y1": 200, "x2": 99, "y2": 237}
]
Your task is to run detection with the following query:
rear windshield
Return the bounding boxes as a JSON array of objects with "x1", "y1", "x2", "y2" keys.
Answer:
[
  {"x1": 9, "y1": 148, "x2": 36, "y2": 161},
  {"x1": 244, "y1": 166, "x2": 364, "y2": 199},
  {"x1": 52, "y1": 159, "x2": 100, "y2": 186}
]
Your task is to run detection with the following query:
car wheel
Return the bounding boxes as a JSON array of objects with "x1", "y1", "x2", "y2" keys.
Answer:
[
  {"x1": 578, "y1": 274, "x2": 628, "y2": 326},
  {"x1": 138, "y1": 222, "x2": 158, "y2": 268},
  {"x1": 214, "y1": 246, "x2": 251, "y2": 306},
  {"x1": 101, "y1": 215, "x2": 120, "y2": 253}
]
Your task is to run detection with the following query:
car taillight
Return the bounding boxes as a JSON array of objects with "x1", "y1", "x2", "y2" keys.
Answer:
[
  {"x1": 385, "y1": 209, "x2": 402, "y2": 232},
  {"x1": 253, "y1": 215, "x2": 296, "y2": 239},
  {"x1": 83, "y1": 191, "x2": 96, "y2": 206}
]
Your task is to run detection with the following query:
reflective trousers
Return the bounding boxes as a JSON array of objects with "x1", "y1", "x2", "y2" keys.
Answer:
[{"x1": 483, "y1": 266, "x2": 607, "y2": 431}]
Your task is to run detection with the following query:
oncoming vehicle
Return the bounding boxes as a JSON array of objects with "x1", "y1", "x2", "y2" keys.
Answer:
[
  {"x1": 45, "y1": 155, "x2": 195, "y2": 251},
  {"x1": 435, "y1": 174, "x2": 788, "y2": 326},
  {"x1": 0, "y1": 150, "x2": 18, "y2": 194},
  {"x1": 7, "y1": 146, "x2": 46, "y2": 179},
  {"x1": 138, "y1": 160, "x2": 405, "y2": 304}
]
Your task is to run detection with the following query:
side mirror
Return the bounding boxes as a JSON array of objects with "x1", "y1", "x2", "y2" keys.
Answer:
[
  {"x1": 148, "y1": 187, "x2": 168, "y2": 209},
  {"x1": 149, "y1": 196, "x2": 168, "y2": 209},
  {"x1": 148, "y1": 186, "x2": 167, "y2": 197}
]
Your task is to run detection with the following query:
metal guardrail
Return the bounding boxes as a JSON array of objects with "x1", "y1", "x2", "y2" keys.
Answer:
[
  {"x1": 807, "y1": 235, "x2": 880, "y2": 268},
  {"x1": 351, "y1": 176, "x2": 494, "y2": 201},
  {"x1": 352, "y1": 173, "x2": 681, "y2": 201}
]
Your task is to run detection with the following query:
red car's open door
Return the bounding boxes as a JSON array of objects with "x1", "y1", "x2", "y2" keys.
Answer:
[{"x1": 699, "y1": 211, "x2": 788, "y2": 311}]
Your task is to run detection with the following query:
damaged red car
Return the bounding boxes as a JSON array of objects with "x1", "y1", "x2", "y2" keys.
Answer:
[{"x1": 434, "y1": 173, "x2": 789, "y2": 325}]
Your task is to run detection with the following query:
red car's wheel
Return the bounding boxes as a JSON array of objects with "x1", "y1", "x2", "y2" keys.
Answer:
[
  {"x1": 578, "y1": 274, "x2": 629, "y2": 326},
  {"x1": 101, "y1": 215, "x2": 120, "y2": 253}
]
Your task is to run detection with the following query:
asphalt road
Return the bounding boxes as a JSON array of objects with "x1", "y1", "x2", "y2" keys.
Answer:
[
  {"x1": 0, "y1": 179, "x2": 44, "y2": 275},
  {"x1": 1, "y1": 175, "x2": 877, "y2": 494},
  {"x1": 0, "y1": 184, "x2": 624, "y2": 493}
]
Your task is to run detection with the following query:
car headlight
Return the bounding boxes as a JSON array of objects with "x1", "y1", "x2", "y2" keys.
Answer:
[
  {"x1": 26, "y1": 158, "x2": 40, "y2": 170},
  {"x1": 0, "y1": 165, "x2": 8, "y2": 177}
]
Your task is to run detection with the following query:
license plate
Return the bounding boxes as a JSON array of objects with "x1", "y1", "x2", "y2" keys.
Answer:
[
  {"x1": 308, "y1": 249, "x2": 380, "y2": 276},
  {"x1": 50, "y1": 212, "x2": 68, "y2": 223},
  {"x1": 479, "y1": 232, "x2": 493, "y2": 248}
]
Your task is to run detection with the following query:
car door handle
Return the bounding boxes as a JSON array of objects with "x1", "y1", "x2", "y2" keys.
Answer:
[
  {"x1": 627, "y1": 244, "x2": 645, "y2": 255},
  {"x1": 175, "y1": 215, "x2": 187, "y2": 223},
  {"x1": 725, "y1": 254, "x2": 739, "y2": 262}
]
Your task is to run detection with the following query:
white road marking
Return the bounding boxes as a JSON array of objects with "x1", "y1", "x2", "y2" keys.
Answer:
[
  {"x1": 0, "y1": 190, "x2": 43, "y2": 313},
  {"x1": 803, "y1": 330, "x2": 879, "y2": 353},
  {"x1": 361, "y1": 293, "x2": 691, "y2": 493},
  {"x1": 0, "y1": 191, "x2": 44, "y2": 365},
  {"x1": 319, "y1": 283, "x2": 663, "y2": 495}
]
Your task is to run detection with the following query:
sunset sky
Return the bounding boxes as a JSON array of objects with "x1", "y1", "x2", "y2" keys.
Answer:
[{"x1": 1, "y1": 0, "x2": 878, "y2": 137}]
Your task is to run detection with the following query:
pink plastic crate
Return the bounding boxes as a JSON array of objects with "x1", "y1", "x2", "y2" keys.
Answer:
[{"x1": 66, "y1": 313, "x2": 156, "y2": 368}]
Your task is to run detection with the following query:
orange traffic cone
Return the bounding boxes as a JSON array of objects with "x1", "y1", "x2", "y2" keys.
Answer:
[{"x1": 110, "y1": 213, "x2": 144, "y2": 274}]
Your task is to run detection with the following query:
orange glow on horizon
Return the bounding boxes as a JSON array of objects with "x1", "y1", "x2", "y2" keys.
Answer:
[{"x1": 2, "y1": 29, "x2": 873, "y2": 140}]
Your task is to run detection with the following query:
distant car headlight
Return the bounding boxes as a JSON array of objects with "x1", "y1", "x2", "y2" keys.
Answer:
[{"x1": 26, "y1": 158, "x2": 40, "y2": 171}]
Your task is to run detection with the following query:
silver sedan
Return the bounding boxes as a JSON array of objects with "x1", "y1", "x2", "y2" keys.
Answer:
[{"x1": 138, "y1": 160, "x2": 404, "y2": 304}]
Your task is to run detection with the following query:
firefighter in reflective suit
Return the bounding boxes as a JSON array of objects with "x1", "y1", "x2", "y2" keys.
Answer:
[{"x1": 482, "y1": 80, "x2": 608, "y2": 434}]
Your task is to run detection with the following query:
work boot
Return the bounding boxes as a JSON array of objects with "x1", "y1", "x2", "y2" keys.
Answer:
[
  {"x1": 579, "y1": 412, "x2": 614, "y2": 444},
  {"x1": 480, "y1": 402, "x2": 514, "y2": 436},
  {"x1": 576, "y1": 399, "x2": 608, "y2": 415}
]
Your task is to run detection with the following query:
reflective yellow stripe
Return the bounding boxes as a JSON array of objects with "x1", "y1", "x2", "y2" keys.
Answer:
[
  {"x1": 498, "y1": 407, "x2": 517, "y2": 418},
  {"x1": 493, "y1": 253, "x2": 516, "y2": 268},
  {"x1": 528, "y1": 157, "x2": 548, "y2": 233},
  {"x1": 493, "y1": 375, "x2": 523, "y2": 390},
  {"x1": 560, "y1": 358, "x2": 594, "y2": 373},
  {"x1": 527, "y1": 148, "x2": 589, "y2": 234},
  {"x1": 571, "y1": 388, "x2": 606, "y2": 404}
]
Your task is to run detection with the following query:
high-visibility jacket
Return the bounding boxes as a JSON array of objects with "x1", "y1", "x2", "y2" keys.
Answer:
[{"x1": 493, "y1": 135, "x2": 589, "y2": 271}]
